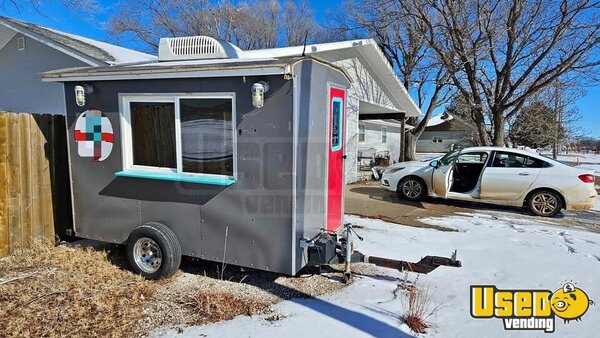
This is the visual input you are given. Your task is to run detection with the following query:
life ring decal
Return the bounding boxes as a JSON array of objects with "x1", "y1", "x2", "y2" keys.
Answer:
[{"x1": 74, "y1": 109, "x2": 114, "y2": 162}]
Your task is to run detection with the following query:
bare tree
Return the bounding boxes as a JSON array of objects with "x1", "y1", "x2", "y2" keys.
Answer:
[
  {"x1": 2, "y1": 0, "x2": 99, "y2": 16},
  {"x1": 343, "y1": 0, "x2": 454, "y2": 160},
  {"x1": 412, "y1": 0, "x2": 600, "y2": 146},
  {"x1": 283, "y1": 0, "x2": 314, "y2": 46},
  {"x1": 109, "y1": 0, "x2": 324, "y2": 51}
]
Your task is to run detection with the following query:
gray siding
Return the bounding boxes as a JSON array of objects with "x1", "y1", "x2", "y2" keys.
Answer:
[
  {"x1": 0, "y1": 33, "x2": 88, "y2": 114},
  {"x1": 417, "y1": 130, "x2": 468, "y2": 153},
  {"x1": 357, "y1": 121, "x2": 402, "y2": 163}
]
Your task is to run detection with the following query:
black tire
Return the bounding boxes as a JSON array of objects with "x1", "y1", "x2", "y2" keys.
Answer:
[
  {"x1": 397, "y1": 177, "x2": 426, "y2": 201},
  {"x1": 527, "y1": 190, "x2": 562, "y2": 217},
  {"x1": 343, "y1": 271, "x2": 353, "y2": 284},
  {"x1": 126, "y1": 222, "x2": 181, "y2": 279}
]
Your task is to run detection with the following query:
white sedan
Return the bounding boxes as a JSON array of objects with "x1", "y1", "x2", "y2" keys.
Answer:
[{"x1": 381, "y1": 147, "x2": 597, "y2": 217}]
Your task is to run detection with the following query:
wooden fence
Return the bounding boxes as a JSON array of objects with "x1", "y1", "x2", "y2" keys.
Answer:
[{"x1": 0, "y1": 112, "x2": 71, "y2": 257}]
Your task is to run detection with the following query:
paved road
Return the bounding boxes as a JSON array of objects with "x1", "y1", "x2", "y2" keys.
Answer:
[{"x1": 345, "y1": 182, "x2": 600, "y2": 233}]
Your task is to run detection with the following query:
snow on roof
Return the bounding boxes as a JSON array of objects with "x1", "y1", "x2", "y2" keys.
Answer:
[
  {"x1": 427, "y1": 113, "x2": 454, "y2": 126},
  {"x1": 243, "y1": 39, "x2": 421, "y2": 117},
  {"x1": 0, "y1": 16, "x2": 155, "y2": 66},
  {"x1": 52, "y1": 29, "x2": 156, "y2": 65}
]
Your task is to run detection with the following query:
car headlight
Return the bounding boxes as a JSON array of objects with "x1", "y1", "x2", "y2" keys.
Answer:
[{"x1": 384, "y1": 167, "x2": 405, "y2": 174}]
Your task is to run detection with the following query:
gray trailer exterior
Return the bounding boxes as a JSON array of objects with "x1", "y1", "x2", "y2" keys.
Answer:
[{"x1": 59, "y1": 58, "x2": 350, "y2": 275}]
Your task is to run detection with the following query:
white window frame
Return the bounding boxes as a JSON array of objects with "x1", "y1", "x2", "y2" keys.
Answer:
[
  {"x1": 17, "y1": 36, "x2": 25, "y2": 51},
  {"x1": 358, "y1": 123, "x2": 365, "y2": 142},
  {"x1": 381, "y1": 127, "x2": 387, "y2": 143},
  {"x1": 119, "y1": 93, "x2": 237, "y2": 180}
]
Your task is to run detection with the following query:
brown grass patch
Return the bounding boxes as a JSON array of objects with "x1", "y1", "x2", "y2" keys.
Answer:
[
  {"x1": 182, "y1": 289, "x2": 270, "y2": 323},
  {"x1": 0, "y1": 242, "x2": 155, "y2": 337},
  {"x1": 401, "y1": 285, "x2": 439, "y2": 334},
  {"x1": 0, "y1": 243, "x2": 348, "y2": 336}
]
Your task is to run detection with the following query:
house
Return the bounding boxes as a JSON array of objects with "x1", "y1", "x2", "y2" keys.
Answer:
[
  {"x1": 0, "y1": 16, "x2": 155, "y2": 115},
  {"x1": 357, "y1": 119, "x2": 413, "y2": 173},
  {"x1": 242, "y1": 40, "x2": 421, "y2": 182},
  {"x1": 417, "y1": 113, "x2": 476, "y2": 153}
]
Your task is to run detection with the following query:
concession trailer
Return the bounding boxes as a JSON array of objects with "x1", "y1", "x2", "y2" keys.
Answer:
[{"x1": 43, "y1": 36, "x2": 460, "y2": 280}]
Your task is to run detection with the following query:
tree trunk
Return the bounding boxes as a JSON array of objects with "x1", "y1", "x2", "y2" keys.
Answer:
[
  {"x1": 471, "y1": 107, "x2": 491, "y2": 145},
  {"x1": 404, "y1": 132, "x2": 418, "y2": 161},
  {"x1": 492, "y1": 113, "x2": 505, "y2": 146}
]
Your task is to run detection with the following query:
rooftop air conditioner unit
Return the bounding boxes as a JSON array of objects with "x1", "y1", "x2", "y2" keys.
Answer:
[{"x1": 158, "y1": 36, "x2": 243, "y2": 61}]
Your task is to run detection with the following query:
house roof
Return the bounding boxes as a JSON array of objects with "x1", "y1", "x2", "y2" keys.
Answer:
[
  {"x1": 424, "y1": 113, "x2": 476, "y2": 132},
  {"x1": 0, "y1": 16, "x2": 155, "y2": 66},
  {"x1": 243, "y1": 39, "x2": 421, "y2": 117},
  {"x1": 360, "y1": 119, "x2": 415, "y2": 130}
]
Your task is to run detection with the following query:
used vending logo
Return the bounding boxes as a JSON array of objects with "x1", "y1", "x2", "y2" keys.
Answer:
[{"x1": 470, "y1": 283, "x2": 593, "y2": 333}]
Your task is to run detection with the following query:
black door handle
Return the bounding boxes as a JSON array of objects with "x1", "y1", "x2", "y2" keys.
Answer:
[{"x1": 342, "y1": 154, "x2": 347, "y2": 160}]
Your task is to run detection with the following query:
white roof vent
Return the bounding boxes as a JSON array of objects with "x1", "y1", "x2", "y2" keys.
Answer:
[{"x1": 158, "y1": 36, "x2": 243, "y2": 61}]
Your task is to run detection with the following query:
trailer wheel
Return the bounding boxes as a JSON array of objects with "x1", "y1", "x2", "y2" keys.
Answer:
[
  {"x1": 343, "y1": 271, "x2": 352, "y2": 284},
  {"x1": 127, "y1": 222, "x2": 181, "y2": 279}
]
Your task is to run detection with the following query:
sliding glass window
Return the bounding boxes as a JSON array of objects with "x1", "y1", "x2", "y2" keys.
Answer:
[
  {"x1": 180, "y1": 98, "x2": 233, "y2": 176},
  {"x1": 122, "y1": 94, "x2": 236, "y2": 179},
  {"x1": 129, "y1": 102, "x2": 176, "y2": 169}
]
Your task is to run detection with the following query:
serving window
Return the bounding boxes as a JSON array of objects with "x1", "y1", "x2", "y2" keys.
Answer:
[{"x1": 119, "y1": 94, "x2": 236, "y2": 184}]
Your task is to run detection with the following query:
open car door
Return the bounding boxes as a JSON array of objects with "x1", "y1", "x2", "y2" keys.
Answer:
[{"x1": 432, "y1": 149, "x2": 460, "y2": 198}]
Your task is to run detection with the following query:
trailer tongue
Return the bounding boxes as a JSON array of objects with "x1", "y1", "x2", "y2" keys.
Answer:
[{"x1": 306, "y1": 223, "x2": 461, "y2": 283}]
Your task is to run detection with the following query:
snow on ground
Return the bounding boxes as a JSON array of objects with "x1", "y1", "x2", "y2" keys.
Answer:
[
  {"x1": 593, "y1": 198, "x2": 600, "y2": 212},
  {"x1": 577, "y1": 163, "x2": 600, "y2": 174},
  {"x1": 550, "y1": 153, "x2": 600, "y2": 164},
  {"x1": 154, "y1": 213, "x2": 600, "y2": 338}
]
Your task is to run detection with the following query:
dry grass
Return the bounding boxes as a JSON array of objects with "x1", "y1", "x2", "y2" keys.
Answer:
[
  {"x1": 0, "y1": 242, "x2": 350, "y2": 336},
  {"x1": 182, "y1": 289, "x2": 270, "y2": 323},
  {"x1": 0, "y1": 242, "x2": 154, "y2": 338},
  {"x1": 401, "y1": 284, "x2": 439, "y2": 334}
]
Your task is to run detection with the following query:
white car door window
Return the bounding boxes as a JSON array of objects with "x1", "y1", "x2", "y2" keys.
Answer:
[
  {"x1": 480, "y1": 151, "x2": 544, "y2": 200},
  {"x1": 432, "y1": 149, "x2": 461, "y2": 197}
]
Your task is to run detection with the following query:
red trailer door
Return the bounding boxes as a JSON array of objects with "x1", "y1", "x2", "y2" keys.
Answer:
[{"x1": 326, "y1": 85, "x2": 346, "y2": 232}]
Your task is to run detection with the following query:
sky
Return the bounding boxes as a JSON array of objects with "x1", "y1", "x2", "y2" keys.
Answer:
[{"x1": 3, "y1": 0, "x2": 599, "y2": 138}]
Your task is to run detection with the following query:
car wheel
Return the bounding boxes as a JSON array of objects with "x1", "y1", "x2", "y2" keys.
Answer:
[
  {"x1": 398, "y1": 177, "x2": 426, "y2": 201},
  {"x1": 528, "y1": 190, "x2": 562, "y2": 217},
  {"x1": 127, "y1": 222, "x2": 181, "y2": 279}
]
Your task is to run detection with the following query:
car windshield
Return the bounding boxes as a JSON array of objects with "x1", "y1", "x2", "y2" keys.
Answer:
[{"x1": 439, "y1": 149, "x2": 461, "y2": 165}]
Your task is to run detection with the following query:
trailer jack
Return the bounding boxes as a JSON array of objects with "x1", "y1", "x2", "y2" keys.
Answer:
[{"x1": 305, "y1": 223, "x2": 462, "y2": 284}]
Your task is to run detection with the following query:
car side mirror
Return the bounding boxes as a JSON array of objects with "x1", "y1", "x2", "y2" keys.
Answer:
[{"x1": 429, "y1": 160, "x2": 439, "y2": 168}]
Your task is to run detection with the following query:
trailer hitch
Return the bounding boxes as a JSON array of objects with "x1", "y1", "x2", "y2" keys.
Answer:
[
  {"x1": 338, "y1": 223, "x2": 461, "y2": 283},
  {"x1": 353, "y1": 251, "x2": 462, "y2": 274}
]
